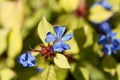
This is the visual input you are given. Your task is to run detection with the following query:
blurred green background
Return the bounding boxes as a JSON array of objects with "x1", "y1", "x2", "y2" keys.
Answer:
[{"x1": 0, "y1": 0, "x2": 120, "y2": 80}]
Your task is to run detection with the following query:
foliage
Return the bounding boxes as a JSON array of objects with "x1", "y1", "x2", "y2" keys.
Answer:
[{"x1": 0, "y1": 0, "x2": 120, "y2": 80}]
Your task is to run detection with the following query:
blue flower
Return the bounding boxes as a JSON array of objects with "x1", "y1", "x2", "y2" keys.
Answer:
[
  {"x1": 98, "y1": 32, "x2": 120, "y2": 55},
  {"x1": 92, "y1": 0, "x2": 112, "y2": 10},
  {"x1": 94, "y1": 21, "x2": 111, "y2": 34},
  {"x1": 17, "y1": 52, "x2": 37, "y2": 67},
  {"x1": 45, "y1": 26, "x2": 72, "y2": 52}
]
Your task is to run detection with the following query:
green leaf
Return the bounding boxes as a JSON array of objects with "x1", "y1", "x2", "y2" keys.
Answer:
[
  {"x1": 40, "y1": 65, "x2": 57, "y2": 80},
  {"x1": 87, "y1": 64, "x2": 106, "y2": 80},
  {"x1": 0, "y1": 29, "x2": 9, "y2": 55},
  {"x1": 89, "y1": 5, "x2": 113, "y2": 23},
  {"x1": 8, "y1": 28, "x2": 22, "y2": 59},
  {"x1": 102, "y1": 56, "x2": 117, "y2": 76},
  {"x1": 70, "y1": 63, "x2": 89, "y2": 80},
  {"x1": 59, "y1": 0, "x2": 79, "y2": 12},
  {"x1": 54, "y1": 54, "x2": 70, "y2": 69},
  {"x1": 79, "y1": 66, "x2": 89, "y2": 80},
  {"x1": 37, "y1": 16, "x2": 54, "y2": 45}
]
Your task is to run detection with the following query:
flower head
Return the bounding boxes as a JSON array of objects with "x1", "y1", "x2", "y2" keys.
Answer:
[
  {"x1": 17, "y1": 52, "x2": 37, "y2": 67},
  {"x1": 45, "y1": 26, "x2": 72, "y2": 52},
  {"x1": 98, "y1": 32, "x2": 120, "y2": 55},
  {"x1": 92, "y1": 0, "x2": 112, "y2": 10}
]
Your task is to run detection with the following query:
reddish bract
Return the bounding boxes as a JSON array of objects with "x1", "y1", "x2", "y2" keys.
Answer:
[{"x1": 33, "y1": 43, "x2": 54, "y2": 59}]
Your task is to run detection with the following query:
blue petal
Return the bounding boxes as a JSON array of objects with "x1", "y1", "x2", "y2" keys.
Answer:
[
  {"x1": 62, "y1": 32, "x2": 72, "y2": 41},
  {"x1": 112, "y1": 44, "x2": 120, "y2": 51},
  {"x1": 102, "y1": 44, "x2": 112, "y2": 55},
  {"x1": 53, "y1": 42, "x2": 64, "y2": 52},
  {"x1": 18, "y1": 53, "x2": 27, "y2": 63},
  {"x1": 45, "y1": 32, "x2": 56, "y2": 43},
  {"x1": 21, "y1": 62, "x2": 28, "y2": 67},
  {"x1": 54, "y1": 26, "x2": 66, "y2": 38},
  {"x1": 106, "y1": 32, "x2": 116, "y2": 42},
  {"x1": 98, "y1": 34, "x2": 106, "y2": 45},
  {"x1": 62, "y1": 42, "x2": 70, "y2": 50},
  {"x1": 17, "y1": 52, "x2": 36, "y2": 67},
  {"x1": 111, "y1": 45, "x2": 120, "y2": 54},
  {"x1": 27, "y1": 61, "x2": 36, "y2": 67},
  {"x1": 100, "y1": 0, "x2": 112, "y2": 10},
  {"x1": 107, "y1": 32, "x2": 116, "y2": 38},
  {"x1": 53, "y1": 41, "x2": 70, "y2": 52},
  {"x1": 114, "y1": 39, "x2": 120, "y2": 44},
  {"x1": 27, "y1": 53, "x2": 36, "y2": 61},
  {"x1": 98, "y1": 22, "x2": 111, "y2": 33}
]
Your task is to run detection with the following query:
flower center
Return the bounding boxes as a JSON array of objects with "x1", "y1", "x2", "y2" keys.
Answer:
[{"x1": 56, "y1": 37, "x2": 62, "y2": 42}]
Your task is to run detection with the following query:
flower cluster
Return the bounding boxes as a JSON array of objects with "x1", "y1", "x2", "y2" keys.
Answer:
[
  {"x1": 17, "y1": 26, "x2": 72, "y2": 67},
  {"x1": 91, "y1": 0, "x2": 120, "y2": 55},
  {"x1": 17, "y1": 52, "x2": 36, "y2": 67},
  {"x1": 98, "y1": 32, "x2": 120, "y2": 55}
]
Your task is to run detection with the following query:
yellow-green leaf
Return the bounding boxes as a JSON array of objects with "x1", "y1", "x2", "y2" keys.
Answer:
[
  {"x1": 0, "y1": 29, "x2": 9, "y2": 55},
  {"x1": 36, "y1": 54, "x2": 49, "y2": 68},
  {"x1": 55, "y1": 66, "x2": 68, "y2": 80},
  {"x1": 0, "y1": 0, "x2": 24, "y2": 28},
  {"x1": 8, "y1": 28, "x2": 22, "y2": 59},
  {"x1": 6, "y1": 58, "x2": 15, "y2": 68},
  {"x1": 66, "y1": 36, "x2": 79, "y2": 54},
  {"x1": 37, "y1": 16, "x2": 54, "y2": 45},
  {"x1": 59, "y1": 0, "x2": 79, "y2": 12},
  {"x1": 0, "y1": 68, "x2": 16, "y2": 80},
  {"x1": 79, "y1": 66, "x2": 89, "y2": 80},
  {"x1": 108, "y1": 0, "x2": 120, "y2": 12},
  {"x1": 113, "y1": 24, "x2": 120, "y2": 38},
  {"x1": 54, "y1": 54, "x2": 70, "y2": 69},
  {"x1": 89, "y1": 5, "x2": 113, "y2": 23},
  {"x1": 40, "y1": 65, "x2": 57, "y2": 80},
  {"x1": 116, "y1": 64, "x2": 120, "y2": 80},
  {"x1": 83, "y1": 25, "x2": 93, "y2": 48},
  {"x1": 87, "y1": 64, "x2": 106, "y2": 80},
  {"x1": 31, "y1": 45, "x2": 42, "y2": 56}
]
